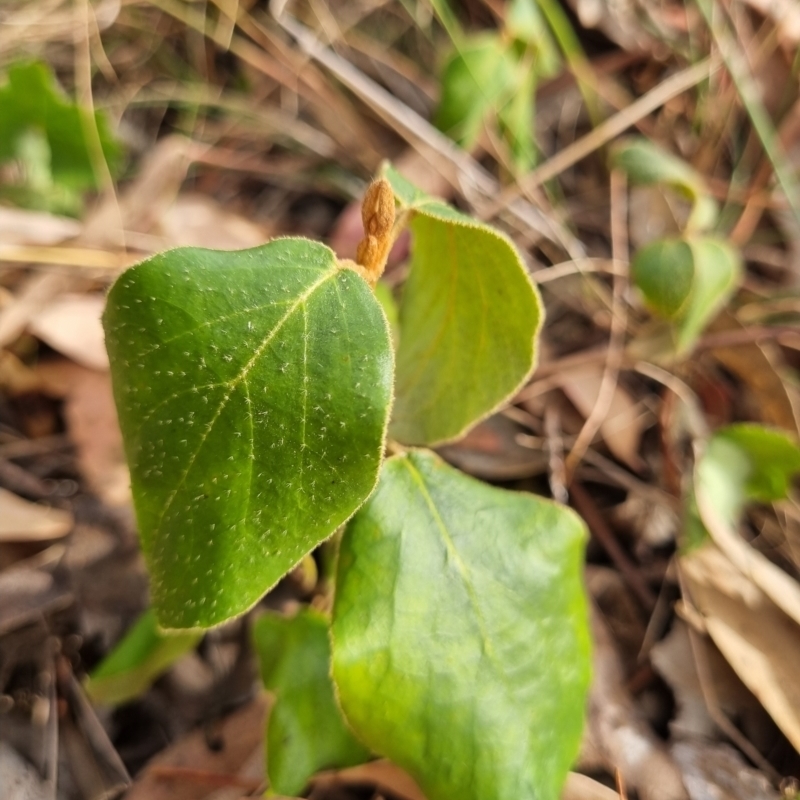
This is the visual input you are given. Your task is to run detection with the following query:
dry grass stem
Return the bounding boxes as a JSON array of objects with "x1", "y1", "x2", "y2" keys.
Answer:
[
  {"x1": 485, "y1": 58, "x2": 719, "y2": 217},
  {"x1": 565, "y1": 171, "x2": 629, "y2": 483}
]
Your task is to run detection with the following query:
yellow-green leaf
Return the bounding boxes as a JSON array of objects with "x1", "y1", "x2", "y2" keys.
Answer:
[
  {"x1": 332, "y1": 450, "x2": 590, "y2": 800},
  {"x1": 383, "y1": 166, "x2": 542, "y2": 445}
]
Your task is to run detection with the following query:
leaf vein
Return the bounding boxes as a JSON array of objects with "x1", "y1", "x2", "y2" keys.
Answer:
[
  {"x1": 151, "y1": 267, "x2": 339, "y2": 546},
  {"x1": 137, "y1": 298, "x2": 295, "y2": 359},
  {"x1": 401, "y1": 457, "x2": 499, "y2": 665}
]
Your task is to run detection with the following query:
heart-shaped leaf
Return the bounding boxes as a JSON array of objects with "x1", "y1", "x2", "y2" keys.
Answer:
[
  {"x1": 331, "y1": 449, "x2": 590, "y2": 800},
  {"x1": 383, "y1": 166, "x2": 542, "y2": 445},
  {"x1": 104, "y1": 239, "x2": 393, "y2": 629},
  {"x1": 253, "y1": 609, "x2": 370, "y2": 796}
]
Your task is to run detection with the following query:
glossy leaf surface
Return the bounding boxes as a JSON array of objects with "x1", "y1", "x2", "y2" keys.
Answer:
[
  {"x1": 332, "y1": 450, "x2": 590, "y2": 800},
  {"x1": 253, "y1": 610, "x2": 370, "y2": 796},
  {"x1": 104, "y1": 239, "x2": 393, "y2": 629},
  {"x1": 383, "y1": 167, "x2": 542, "y2": 445},
  {"x1": 85, "y1": 609, "x2": 201, "y2": 706}
]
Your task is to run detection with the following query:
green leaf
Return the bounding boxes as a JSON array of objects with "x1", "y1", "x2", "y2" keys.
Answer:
[
  {"x1": 380, "y1": 164, "x2": 428, "y2": 207},
  {"x1": 676, "y1": 237, "x2": 742, "y2": 354},
  {"x1": 103, "y1": 239, "x2": 393, "y2": 629},
  {"x1": 331, "y1": 450, "x2": 590, "y2": 800},
  {"x1": 0, "y1": 61, "x2": 122, "y2": 192},
  {"x1": 506, "y1": 0, "x2": 561, "y2": 76},
  {"x1": 253, "y1": 610, "x2": 370, "y2": 796},
  {"x1": 632, "y1": 238, "x2": 695, "y2": 319},
  {"x1": 632, "y1": 236, "x2": 742, "y2": 353},
  {"x1": 381, "y1": 167, "x2": 542, "y2": 445},
  {"x1": 612, "y1": 137, "x2": 705, "y2": 195},
  {"x1": 497, "y1": 65, "x2": 538, "y2": 172},
  {"x1": 702, "y1": 424, "x2": 800, "y2": 516},
  {"x1": 374, "y1": 280, "x2": 399, "y2": 346},
  {"x1": 435, "y1": 36, "x2": 517, "y2": 149},
  {"x1": 690, "y1": 424, "x2": 800, "y2": 628},
  {"x1": 0, "y1": 127, "x2": 83, "y2": 216},
  {"x1": 684, "y1": 423, "x2": 800, "y2": 552},
  {"x1": 611, "y1": 137, "x2": 717, "y2": 232},
  {"x1": 85, "y1": 609, "x2": 201, "y2": 706}
]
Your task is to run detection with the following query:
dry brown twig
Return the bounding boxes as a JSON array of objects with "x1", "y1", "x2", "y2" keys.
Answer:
[
  {"x1": 565, "y1": 170, "x2": 629, "y2": 483},
  {"x1": 483, "y1": 58, "x2": 720, "y2": 217}
]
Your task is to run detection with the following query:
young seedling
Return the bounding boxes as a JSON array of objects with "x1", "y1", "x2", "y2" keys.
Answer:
[
  {"x1": 612, "y1": 137, "x2": 743, "y2": 355},
  {"x1": 0, "y1": 60, "x2": 122, "y2": 215},
  {"x1": 102, "y1": 164, "x2": 590, "y2": 800}
]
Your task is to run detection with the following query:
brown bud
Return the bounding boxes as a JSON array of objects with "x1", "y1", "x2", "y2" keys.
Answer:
[
  {"x1": 355, "y1": 178, "x2": 396, "y2": 284},
  {"x1": 361, "y1": 178, "x2": 395, "y2": 238}
]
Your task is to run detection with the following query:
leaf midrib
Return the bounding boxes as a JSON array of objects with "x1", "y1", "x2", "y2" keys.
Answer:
[
  {"x1": 151, "y1": 266, "x2": 340, "y2": 550},
  {"x1": 401, "y1": 457, "x2": 500, "y2": 666}
]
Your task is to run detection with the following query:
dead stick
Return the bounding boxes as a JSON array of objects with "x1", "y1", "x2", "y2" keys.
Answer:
[{"x1": 571, "y1": 482, "x2": 656, "y2": 611}]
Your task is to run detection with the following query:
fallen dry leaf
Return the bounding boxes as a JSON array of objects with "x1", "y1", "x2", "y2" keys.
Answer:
[
  {"x1": 671, "y1": 740, "x2": 778, "y2": 800},
  {"x1": 0, "y1": 740, "x2": 48, "y2": 800},
  {"x1": 583, "y1": 606, "x2": 688, "y2": 800},
  {"x1": 556, "y1": 364, "x2": 647, "y2": 470},
  {"x1": 651, "y1": 619, "x2": 768, "y2": 745},
  {"x1": 159, "y1": 193, "x2": 268, "y2": 250},
  {"x1": 680, "y1": 544, "x2": 800, "y2": 752},
  {"x1": 315, "y1": 761, "x2": 620, "y2": 800},
  {"x1": 741, "y1": 0, "x2": 800, "y2": 45},
  {"x1": 437, "y1": 413, "x2": 548, "y2": 480},
  {"x1": 0, "y1": 271, "x2": 73, "y2": 349},
  {"x1": 563, "y1": 773, "x2": 621, "y2": 800},
  {"x1": 0, "y1": 351, "x2": 45, "y2": 396},
  {"x1": 695, "y1": 474, "x2": 800, "y2": 628},
  {"x1": 36, "y1": 360, "x2": 129, "y2": 507},
  {"x1": 81, "y1": 134, "x2": 195, "y2": 248},
  {"x1": 315, "y1": 760, "x2": 427, "y2": 800},
  {"x1": 29, "y1": 293, "x2": 109, "y2": 371},
  {"x1": 0, "y1": 488, "x2": 73, "y2": 542},
  {"x1": 0, "y1": 560, "x2": 72, "y2": 635},
  {"x1": 126, "y1": 695, "x2": 268, "y2": 800},
  {"x1": 710, "y1": 340, "x2": 799, "y2": 435},
  {"x1": 0, "y1": 206, "x2": 81, "y2": 246}
]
